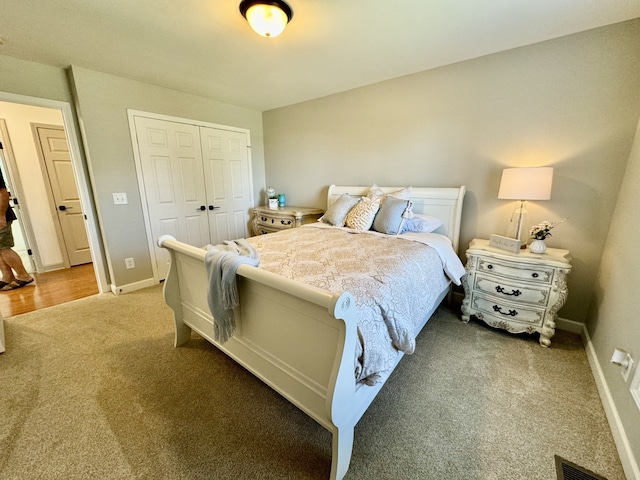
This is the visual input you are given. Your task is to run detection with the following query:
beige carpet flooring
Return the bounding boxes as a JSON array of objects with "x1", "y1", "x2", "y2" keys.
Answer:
[{"x1": 0, "y1": 285, "x2": 626, "y2": 479}]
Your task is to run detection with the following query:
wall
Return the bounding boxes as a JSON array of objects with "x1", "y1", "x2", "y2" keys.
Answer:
[
  {"x1": 0, "y1": 55, "x2": 73, "y2": 103},
  {"x1": 0, "y1": 102, "x2": 65, "y2": 268},
  {"x1": 263, "y1": 19, "x2": 640, "y2": 323},
  {"x1": 587, "y1": 117, "x2": 640, "y2": 475},
  {"x1": 69, "y1": 67, "x2": 265, "y2": 291}
]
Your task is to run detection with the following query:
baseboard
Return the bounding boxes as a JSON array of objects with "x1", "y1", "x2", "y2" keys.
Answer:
[
  {"x1": 556, "y1": 316, "x2": 584, "y2": 334},
  {"x1": 110, "y1": 277, "x2": 158, "y2": 295},
  {"x1": 580, "y1": 324, "x2": 640, "y2": 480}
]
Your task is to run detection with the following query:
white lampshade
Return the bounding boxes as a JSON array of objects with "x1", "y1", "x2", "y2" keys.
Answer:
[{"x1": 498, "y1": 167, "x2": 554, "y2": 200}]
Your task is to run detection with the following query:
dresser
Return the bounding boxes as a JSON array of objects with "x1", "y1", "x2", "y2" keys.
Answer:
[
  {"x1": 461, "y1": 238, "x2": 571, "y2": 347},
  {"x1": 251, "y1": 206, "x2": 323, "y2": 236}
]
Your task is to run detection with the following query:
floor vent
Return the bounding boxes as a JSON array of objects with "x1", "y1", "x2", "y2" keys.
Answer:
[{"x1": 555, "y1": 455, "x2": 608, "y2": 480}]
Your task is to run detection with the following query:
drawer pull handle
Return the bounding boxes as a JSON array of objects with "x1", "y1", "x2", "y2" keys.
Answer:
[
  {"x1": 280, "y1": 220, "x2": 292, "y2": 226},
  {"x1": 261, "y1": 216, "x2": 268, "y2": 221},
  {"x1": 493, "y1": 305, "x2": 518, "y2": 317},
  {"x1": 487, "y1": 264, "x2": 493, "y2": 269},
  {"x1": 532, "y1": 273, "x2": 539, "y2": 278},
  {"x1": 495, "y1": 286, "x2": 521, "y2": 297}
]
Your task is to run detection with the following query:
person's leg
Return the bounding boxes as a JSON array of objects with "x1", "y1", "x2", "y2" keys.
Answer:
[
  {"x1": 0, "y1": 223, "x2": 32, "y2": 287},
  {"x1": 0, "y1": 254, "x2": 14, "y2": 284},
  {"x1": 0, "y1": 248, "x2": 31, "y2": 281}
]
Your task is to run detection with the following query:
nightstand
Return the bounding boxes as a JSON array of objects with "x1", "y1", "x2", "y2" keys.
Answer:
[
  {"x1": 251, "y1": 206, "x2": 323, "y2": 236},
  {"x1": 461, "y1": 238, "x2": 571, "y2": 347}
]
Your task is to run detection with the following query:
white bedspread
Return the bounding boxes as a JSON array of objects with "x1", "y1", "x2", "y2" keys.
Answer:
[{"x1": 247, "y1": 225, "x2": 464, "y2": 385}]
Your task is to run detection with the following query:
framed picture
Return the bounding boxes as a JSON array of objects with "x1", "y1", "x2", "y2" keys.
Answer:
[{"x1": 489, "y1": 234, "x2": 521, "y2": 253}]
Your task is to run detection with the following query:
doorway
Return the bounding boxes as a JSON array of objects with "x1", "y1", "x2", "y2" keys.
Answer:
[
  {"x1": 0, "y1": 145, "x2": 35, "y2": 274},
  {"x1": 0, "y1": 93, "x2": 107, "y2": 315}
]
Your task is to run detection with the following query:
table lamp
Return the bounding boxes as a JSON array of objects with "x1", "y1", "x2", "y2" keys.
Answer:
[{"x1": 498, "y1": 167, "x2": 553, "y2": 243}]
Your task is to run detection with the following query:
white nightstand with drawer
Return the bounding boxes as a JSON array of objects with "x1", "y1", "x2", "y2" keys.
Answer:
[{"x1": 461, "y1": 238, "x2": 571, "y2": 347}]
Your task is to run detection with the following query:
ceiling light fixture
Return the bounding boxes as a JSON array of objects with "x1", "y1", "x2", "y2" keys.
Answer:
[{"x1": 239, "y1": 0, "x2": 293, "y2": 38}]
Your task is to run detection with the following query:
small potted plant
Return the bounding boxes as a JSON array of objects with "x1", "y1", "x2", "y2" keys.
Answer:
[{"x1": 529, "y1": 219, "x2": 565, "y2": 254}]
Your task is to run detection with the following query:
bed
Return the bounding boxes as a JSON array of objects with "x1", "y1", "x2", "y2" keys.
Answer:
[{"x1": 158, "y1": 184, "x2": 466, "y2": 479}]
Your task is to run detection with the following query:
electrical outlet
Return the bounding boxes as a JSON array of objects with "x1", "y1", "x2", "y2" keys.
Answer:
[
  {"x1": 622, "y1": 354, "x2": 635, "y2": 382},
  {"x1": 125, "y1": 257, "x2": 135, "y2": 269}
]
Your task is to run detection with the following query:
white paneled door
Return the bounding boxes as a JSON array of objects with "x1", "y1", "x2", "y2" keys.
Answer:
[
  {"x1": 200, "y1": 127, "x2": 252, "y2": 245},
  {"x1": 133, "y1": 115, "x2": 252, "y2": 280},
  {"x1": 35, "y1": 126, "x2": 92, "y2": 266}
]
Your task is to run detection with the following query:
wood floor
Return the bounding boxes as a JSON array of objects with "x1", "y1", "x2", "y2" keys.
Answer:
[{"x1": 0, "y1": 263, "x2": 99, "y2": 317}]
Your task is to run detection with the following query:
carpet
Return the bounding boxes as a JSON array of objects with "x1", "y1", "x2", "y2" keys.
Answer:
[{"x1": 0, "y1": 285, "x2": 627, "y2": 479}]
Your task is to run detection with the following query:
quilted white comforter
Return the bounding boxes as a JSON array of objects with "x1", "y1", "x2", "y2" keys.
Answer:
[{"x1": 247, "y1": 224, "x2": 462, "y2": 385}]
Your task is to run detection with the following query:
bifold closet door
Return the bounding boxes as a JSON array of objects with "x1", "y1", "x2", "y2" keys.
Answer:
[
  {"x1": 134, "y1": 116, "x2": 211, "y2": 279},
  {"x1": 134, "y1": 116, "x2": 253, "y2": 280},
  {"x1": 199, "y1": 126, "x2": 251, "y2": 245}
]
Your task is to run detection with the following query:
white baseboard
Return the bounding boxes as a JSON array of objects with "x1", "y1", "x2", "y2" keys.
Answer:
[
  {"x1": 110, "y1": 277, "x2": 158, "y2": 295},
  {"x1": 579, "y1": 323, "x2": 640, "y2": 480},
  {"x1": 556, "y1": 316, "x2": 584, "y2": 334}
]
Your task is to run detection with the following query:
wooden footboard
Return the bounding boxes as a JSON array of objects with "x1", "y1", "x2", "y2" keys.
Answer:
[{"x1": 158, "y1": 235, "x2": 360, "y2": 480}]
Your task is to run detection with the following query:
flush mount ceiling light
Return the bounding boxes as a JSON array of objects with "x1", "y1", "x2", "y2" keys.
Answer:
[{"x1": 239, "y1": 0, "x2": 293, "y2": 38}]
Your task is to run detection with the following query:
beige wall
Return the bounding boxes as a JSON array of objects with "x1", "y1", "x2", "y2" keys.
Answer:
[
  {"x1": 69, "y1": 67, "x2": 265, "y2": 290},
  {"x1": 263, "y1": 19, "x2": 640, "y2": 323},
  {"x1": 0, "y1": 55, "x2": 72, "y2": 103},
  {"x1": 588, "y1": 116, "x2": 640, "y2": 468}
]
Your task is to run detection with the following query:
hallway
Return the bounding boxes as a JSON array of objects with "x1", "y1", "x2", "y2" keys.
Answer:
[{"x1": 0, "y1": 263, "x2": 98, "y2": 317}]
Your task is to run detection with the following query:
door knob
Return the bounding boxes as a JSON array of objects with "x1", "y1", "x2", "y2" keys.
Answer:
[
  {"x1": 58, "y1": 205, "x2": 73, "y2": 211},
  {"x1": 209, "y1": 205, "x2": 220, "y2": 210},
  {"x1": 197, "y1": 205, "x2": 206, "y2": 211}
]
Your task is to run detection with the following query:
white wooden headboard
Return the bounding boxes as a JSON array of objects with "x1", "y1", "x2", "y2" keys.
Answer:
[{"x1": 326, "y1": 185, "x2": 466, "y2": 253}]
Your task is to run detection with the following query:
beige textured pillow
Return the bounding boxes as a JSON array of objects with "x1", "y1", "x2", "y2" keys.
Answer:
[{"x1": 345, "y1": 197, "x2": 381, "y2": 230}]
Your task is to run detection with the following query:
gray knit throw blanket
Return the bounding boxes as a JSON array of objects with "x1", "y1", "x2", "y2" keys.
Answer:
[{"x1": 204, "y1": 239, "x2": 260, "y2": 343}]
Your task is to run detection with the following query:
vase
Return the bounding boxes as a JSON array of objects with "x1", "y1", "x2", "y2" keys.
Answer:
[{"x1": 529, "y1": 239, "x2": 547, "y2": 254}]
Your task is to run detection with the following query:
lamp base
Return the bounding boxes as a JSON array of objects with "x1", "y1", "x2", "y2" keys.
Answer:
[{"x1": 505, "y1": 200, "x2": 528, "y2": 243}]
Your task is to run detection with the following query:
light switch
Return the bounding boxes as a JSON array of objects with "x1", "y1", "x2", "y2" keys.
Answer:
[{"x1": 113, "y1": 193, "x2": 128, "y2": 205}]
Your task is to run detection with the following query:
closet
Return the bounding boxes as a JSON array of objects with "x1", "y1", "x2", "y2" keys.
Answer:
[{"x1": 131, "y1": 113, "x2": 253, "y2": 280}]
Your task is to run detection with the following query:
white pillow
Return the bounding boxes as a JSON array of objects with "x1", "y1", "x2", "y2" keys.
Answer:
[
  {"x1": 367, "y1": 184, "x2": 412, "y2": 201},
  {"x1": 345, "y1": 197, "x2": 381, "y2": 231},
  {"x1": 401, "y1": 214, "x2": 443, "y2": 233},
  {"x1": 320, "y1": 193, "x2": 361, "y2": 227}
]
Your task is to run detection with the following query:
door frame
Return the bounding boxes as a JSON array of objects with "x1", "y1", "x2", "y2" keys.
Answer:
[
  {"x1": 0, "y1": 92, "x2": 108, "y2": 293},
  {"x1": 0, "y1": 124, "x2": 38, "y2": 273},
  {"x1": 127, "y1": 109, "x2": 254, "y2": 283}
]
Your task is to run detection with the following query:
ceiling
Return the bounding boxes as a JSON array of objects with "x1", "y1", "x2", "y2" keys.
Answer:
[{"x1": 1, "y1": 0, "x2": 639, "y2": 112}]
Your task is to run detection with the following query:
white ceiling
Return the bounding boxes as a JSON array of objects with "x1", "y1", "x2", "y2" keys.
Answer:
[{"x1": 1, "y1": 0, "x2": 639, "y2": 111}]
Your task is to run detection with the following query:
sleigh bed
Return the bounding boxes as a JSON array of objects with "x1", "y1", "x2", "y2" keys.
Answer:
[{"x1": 158, "y1": 184, "x2": 466, "y2": 480}]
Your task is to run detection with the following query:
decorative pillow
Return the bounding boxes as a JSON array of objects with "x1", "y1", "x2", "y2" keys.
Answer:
[
  {"x1": 400, "y1": 214, "x2": 443, "y2": 233},
  {"x1": 345, "y1": 197, "x2": 381, "y2": 231},
  {"x1": 372, "y1": 197, "x2": 413, "y2": 235},
  {"x1": 320, "y1": 193, "x2": 361, "y2": 227},
  {"x1": 367, "y1": 184, "x2": 412, "y2": 202}
]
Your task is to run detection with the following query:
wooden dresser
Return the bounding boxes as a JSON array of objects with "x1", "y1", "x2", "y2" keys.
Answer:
[
  {"x1": 251, "y1": 206, "x2": 323, "y2": 236},
  {"x1": 461, "y1": 238, "x2": 571, "y2": 347}
]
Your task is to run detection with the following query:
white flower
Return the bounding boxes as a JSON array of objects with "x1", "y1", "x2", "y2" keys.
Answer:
[{"x1": 529, "y1": 218, "x2": 566, "y2": 240}]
